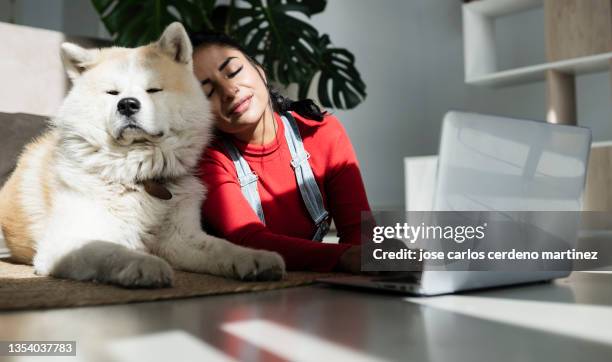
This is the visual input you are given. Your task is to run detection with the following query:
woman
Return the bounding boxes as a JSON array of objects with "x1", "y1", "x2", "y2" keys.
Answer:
[{"x1": 192, "y1": 32, "x2": 369, "y2": 273}]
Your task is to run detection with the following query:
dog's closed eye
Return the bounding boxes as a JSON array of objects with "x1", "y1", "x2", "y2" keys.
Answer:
[
  {"x1": 147, "y1": 88, "x2": 163, "y2": 93},
  {"x1": 106, "y1": 90, "x2": 119, "y2": 95}
]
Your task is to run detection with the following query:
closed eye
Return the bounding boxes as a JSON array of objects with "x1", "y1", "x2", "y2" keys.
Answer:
[
  {"x1": 106, "y1": 90, "x2": 119, "y2": 95},
  {"x1": 204, "y1": 66, "x2": 242, "y2": 98},
  {"x1": 147, "y1": 88, "x2": 163, "y2": 93},
  {"x1": 228, "y1": 66, "x2": 243, "y2": 78}
]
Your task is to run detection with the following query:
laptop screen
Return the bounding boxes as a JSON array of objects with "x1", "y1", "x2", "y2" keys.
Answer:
[{"x1": 434, "y1": 111, "x2": 591, "y2": 212}]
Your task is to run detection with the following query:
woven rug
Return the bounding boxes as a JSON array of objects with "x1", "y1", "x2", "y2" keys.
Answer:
[{"x1": 0, "y1": 260, "x2": 338, "y2": 311}]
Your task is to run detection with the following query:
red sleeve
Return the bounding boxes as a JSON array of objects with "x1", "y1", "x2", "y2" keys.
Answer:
[
  {"x1": 199, "y1": 144, "x2": 351, "y2": 272},
  {"x1": 322, "y1": 116, "x2": 373, "y2": 245}
]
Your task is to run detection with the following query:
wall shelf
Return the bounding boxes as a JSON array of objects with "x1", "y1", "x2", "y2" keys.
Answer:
[
  {"x1": 463, "y1": 0, "x2": 611, "y2": 124},
  {"x1": 463, "y1": 0, "x2": 545, "y2": 85},
  {"x1": 467, "y1": 52, "x2": 612, "y2": 87}
]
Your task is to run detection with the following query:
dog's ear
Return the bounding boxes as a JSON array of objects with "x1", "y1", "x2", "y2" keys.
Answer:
[
  {"x1": 60, "y1": 43, "x2": 98, "y2": 81},
  {"x1": 157, "y1": 22, "x2": 192, "y2": 65}
]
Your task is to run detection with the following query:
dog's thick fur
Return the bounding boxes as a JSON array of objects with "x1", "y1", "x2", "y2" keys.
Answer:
[{"x1": 0, "y1": 23, "x2": 285, "y2": 287}]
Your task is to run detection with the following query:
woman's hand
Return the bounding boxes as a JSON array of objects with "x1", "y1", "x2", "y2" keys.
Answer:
[
  {"x1": 337, "y1": 246, "x2": 362, "y2": 273},
  {"x1": 337, "y1": 241, "x2": 424, "y2": 274}
]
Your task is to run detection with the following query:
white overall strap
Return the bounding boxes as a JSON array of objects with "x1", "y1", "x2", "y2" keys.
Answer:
[
  {"x1": 281, "y1": 112, "x2": 330, "y2": 241},
  {"x1": 223, "y1": 139, "x2": 266, "y2": 224}
]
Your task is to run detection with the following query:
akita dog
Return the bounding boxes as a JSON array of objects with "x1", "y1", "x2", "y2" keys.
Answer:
[{"x1": 0, "y1": 22, "x2": 285, "y2": 287}]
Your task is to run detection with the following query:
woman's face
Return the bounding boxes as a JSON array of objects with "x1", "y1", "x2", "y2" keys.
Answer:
[{"x1": 192, "y1": 44, "x2": 269, "y2": 135}]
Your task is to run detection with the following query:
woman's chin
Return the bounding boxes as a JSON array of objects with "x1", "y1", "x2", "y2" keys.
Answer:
[
  {"x1": 231, "y1": 108, "x2": 264, "y2": 125},
  {"x1": 217, "y1": 115, "x2": 258, "y2": 135}
]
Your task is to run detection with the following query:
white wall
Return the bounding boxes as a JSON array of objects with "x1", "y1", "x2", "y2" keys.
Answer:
[
  {"x1": 2, "y1": 0, "x2": 610, "y2": 210},
  {"x1": 1, "y1": 0, "x2": 108, "y2": 38},
  {"x1": 310, "y1": 0, "x2": 611, "y2": 210},
  {"x1": 309, "y1": 1, "x2": 429, "y2": 210}
]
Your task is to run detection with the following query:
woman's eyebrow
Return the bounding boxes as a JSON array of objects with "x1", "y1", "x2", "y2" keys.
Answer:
[
  {"x1": 218, "y1": 57, "x2": 237, "y2": 71},
  {"x1": 200, "y1": 57, "x2": 239, "y2": 85}
]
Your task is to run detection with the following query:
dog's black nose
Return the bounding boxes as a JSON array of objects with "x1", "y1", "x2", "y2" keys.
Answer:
[{"x1": 117, "y1": 97, "x2": 141, "y2": 117}]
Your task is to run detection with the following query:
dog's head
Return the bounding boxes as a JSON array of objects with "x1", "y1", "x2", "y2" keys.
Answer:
[{"x1": 54, "y1": 23, "x2": 211, "y2": 182}]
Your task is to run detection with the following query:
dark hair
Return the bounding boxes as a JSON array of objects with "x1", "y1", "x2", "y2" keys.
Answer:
[{"x1": 189, "y1": 31, "x2": 327, "y2": 121}]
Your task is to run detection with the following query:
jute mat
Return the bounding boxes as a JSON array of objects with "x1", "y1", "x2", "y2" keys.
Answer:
[{"x1": 0, "y1": 260, "x2": 339, "y2": 311}]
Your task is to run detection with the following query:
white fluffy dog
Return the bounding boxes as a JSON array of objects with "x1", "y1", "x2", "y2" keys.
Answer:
[{"x1": 0, "y1": 22, "x2": 285, "y2": 287}]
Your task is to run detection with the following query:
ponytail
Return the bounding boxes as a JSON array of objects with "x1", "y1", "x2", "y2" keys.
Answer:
[{"x1": 268, "y1": 88, "x2": 327, "y2": 121}]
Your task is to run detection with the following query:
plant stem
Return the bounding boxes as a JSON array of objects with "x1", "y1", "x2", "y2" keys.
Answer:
[
  {"x1": 154, "y1": 0, "x2": 161, "y2": 36},
  {"x1": 223, "y1": 0, "x2": 235, "y2": 35},
  {"x1": 262, "y1": 0, "x2": 291, "y2": 84}
]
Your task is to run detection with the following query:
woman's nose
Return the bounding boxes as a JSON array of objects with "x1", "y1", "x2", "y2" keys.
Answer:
[{"x1": 219, "y1": 80, "x2": 239, "y2": 100}]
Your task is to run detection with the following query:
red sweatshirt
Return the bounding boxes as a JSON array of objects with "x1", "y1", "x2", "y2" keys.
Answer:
[{"x1": 198, "y1": 111, "x2": 371, "y2": 271}]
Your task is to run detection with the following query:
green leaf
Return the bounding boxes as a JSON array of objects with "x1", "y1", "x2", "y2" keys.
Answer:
[
  {"x1": 170, "y1": 1, "x2": 204, "y2": 31},
  {"x1": 90, "y1": 0, "x2": 213, "y2": 46},
  {"x1": 89, "y1": 0, "x2": 367, "y2": 110},
  {"x1": 99, "y1": 0, "x2": 140, "y2": 35},
  {"x1": 297, "y1": 72, "x2": 315, "y2": 100},
  {"x1": 91, "y1": 0, "x2": 115, "y2": 14},
  {"x1": 228, "y1": 0, "x2": 321, "y2": 86},
  {"x1": 278, "y1": 0, "x2": 326, "y2": 17},
  {"x1": 314, "y1": 35, "x2": 366, "y2": 109},
  {"x1": 194, "y1": 0, "x2": 216, "y2": 15},
  {"x1": 317, "y1": 72, "x2": 332, "y2": 108},
  {"x1": 227, "y1": 1, "x2": 366, "y2": 109}
]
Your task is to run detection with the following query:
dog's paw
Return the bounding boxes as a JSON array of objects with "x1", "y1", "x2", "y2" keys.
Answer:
[
  {"x1": 228, "y1": 250, "x2": 286, "y2": 281},
  {"x1": 113, "y1": 254, "x2": 174, "y2": 288}
]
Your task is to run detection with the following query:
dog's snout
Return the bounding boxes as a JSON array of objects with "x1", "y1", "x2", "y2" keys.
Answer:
[{"x1": 117, "y1": 97, "x2": 141, "y2": 117}]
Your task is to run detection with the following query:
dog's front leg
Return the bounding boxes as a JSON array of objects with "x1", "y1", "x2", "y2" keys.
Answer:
[
  {"x1": 160, "y1": 232, "x2": 285, "y2": 281},
  {"x1": 157, "y1": 196, "x2": 285, "y2": 281},
  {"x1": 35, "y1": 240, "x2": 174, "y2": 288}
]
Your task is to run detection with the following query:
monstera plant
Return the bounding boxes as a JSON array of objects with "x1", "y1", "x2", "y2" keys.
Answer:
[{"x1": 91, "y1": 0, "x2": 366, "y2": 109}]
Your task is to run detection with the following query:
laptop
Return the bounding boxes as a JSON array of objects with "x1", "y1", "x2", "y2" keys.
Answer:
[{"x1": 319, "y1": 111, "x2": 592, "y2": 296}]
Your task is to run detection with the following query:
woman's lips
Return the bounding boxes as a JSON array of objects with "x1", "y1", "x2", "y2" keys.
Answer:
[{"x1": 229, "y1": 95, "x2": 252, "y2": 116}]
